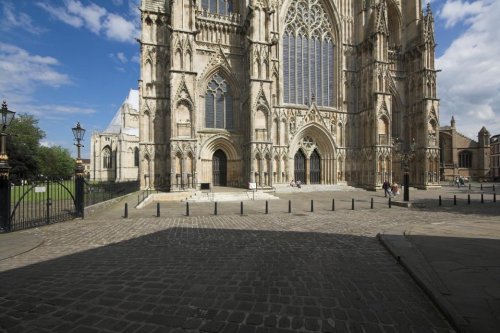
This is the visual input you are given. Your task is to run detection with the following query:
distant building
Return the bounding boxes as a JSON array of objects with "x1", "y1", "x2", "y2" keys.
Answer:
[
  {"x1": 491, "y1": 134, "x2": 500, "y2": 181},
  {"x1": 81, "y1": 158, "x2": 91, "y2": 179},
  {"x1": 439, "y1": 117, "x2": 490, "y2": 182},
  {"x1": 90, "y1": 90, "x2": 140, "y2": 182}
]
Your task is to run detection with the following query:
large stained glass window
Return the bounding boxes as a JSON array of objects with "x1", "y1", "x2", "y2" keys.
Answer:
[
  {"x1": 283, "y1": 0, "x2": 335, "y2": 107},
  {"x1": 205, "y1": 74, "x2": 233, "y2": 129},
  {"x1": 202, "y1": 0, "x2": 233, "y2": 15}
]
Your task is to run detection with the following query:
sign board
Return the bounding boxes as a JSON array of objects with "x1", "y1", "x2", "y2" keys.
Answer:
[
  {"x1": 35, "y1": 186, "x2": 46, "y2": 193},
  {"x1": 248, "y1": 182, "x2": 257, "y2": 190}
]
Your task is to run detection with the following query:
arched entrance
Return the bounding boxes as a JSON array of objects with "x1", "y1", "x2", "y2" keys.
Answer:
[
  {"x1": 310, "y1": 149, "x2": 321, "y2": 184},
  {"x1": 212, "y1": 149, "x2": 227, "y2": 186},
  {"x1": 294, "y1": 150, "x2": 306, "y2": 183}
]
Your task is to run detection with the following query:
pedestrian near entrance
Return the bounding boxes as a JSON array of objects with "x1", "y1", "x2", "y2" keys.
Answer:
[
  {"x1": 391, "y1": 182, "x2": 399, "y2": 197},
  {"x1": 382, "y1": 180, "x2": 391, "y2": 197}
]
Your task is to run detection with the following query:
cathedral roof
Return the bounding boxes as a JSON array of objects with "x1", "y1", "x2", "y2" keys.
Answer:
[{"x1": 104, "y1": 89, "x2": 139, "y2": 136}]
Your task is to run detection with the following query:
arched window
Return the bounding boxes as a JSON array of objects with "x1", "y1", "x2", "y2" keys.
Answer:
[
  {"x1": 102, "y1": 147, "x2": 112, "y2": 169},
  {"x1": 283, "y1": 0, "x2": 335, "y2": 107},
  {"x1": 205, "y1": 73, "x2": 233, "y2": 129},
  {"x1": 134, "y1": 147, "x2": 139, "y2": 167},
  {"x1": 459, "y1": 151, "x2": 472, "y2": 168},
  {"x1": 202, "y1": 0, "x2": 233, "y2": 15}
]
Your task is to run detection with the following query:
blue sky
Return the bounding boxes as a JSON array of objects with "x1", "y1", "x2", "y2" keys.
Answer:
[{"x1": 0, "y1": 0, "x2": 499, "y2": 159}]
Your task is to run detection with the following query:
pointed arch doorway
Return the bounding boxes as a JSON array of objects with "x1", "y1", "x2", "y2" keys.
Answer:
[
  {"x1": 294, "y1": 150, "x2": 306, "y2": 183},
  {"x1": 212, "y1": 149, "x2": 227, "y2": 186}
]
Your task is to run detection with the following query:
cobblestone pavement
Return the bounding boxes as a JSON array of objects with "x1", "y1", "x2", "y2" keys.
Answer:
[{"x1": 1, "y1": 187, "x2": 498, "y2": 333}]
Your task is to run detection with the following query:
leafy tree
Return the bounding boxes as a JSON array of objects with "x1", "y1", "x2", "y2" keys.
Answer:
[
  {"x1": 5, "y1": 114, "x2": 45, "y2": 179},
  {"x1": 37, "y1": 146, "x2": 75, "y2": 180}
]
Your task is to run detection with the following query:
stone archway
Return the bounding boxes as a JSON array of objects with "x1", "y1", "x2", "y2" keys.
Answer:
[{"x1": 289, "y1": 123, "x2": 337, "y2": 184}]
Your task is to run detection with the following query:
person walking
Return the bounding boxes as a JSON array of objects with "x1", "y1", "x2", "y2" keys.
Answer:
[
  {"x1": 391, "y1": 182, "x2": 399, "y2": 197},
  {"x1": 382, "y1": 180, "x2": 391, "y2": 197}
]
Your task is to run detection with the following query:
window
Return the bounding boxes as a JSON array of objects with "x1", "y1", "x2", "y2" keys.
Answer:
[
  {"x1": 202, "y1": 0, "x2": 233, "y2": 15},
  {"x1": 459, "y1": 151, "x2": 472, "y2": 168},
  {"x1": 205, "y1": 74, "x2": 233, "y2": 129},
  {"x1": 102, "y1": 147, "x2": 112, "y2": 169},
  {"x1": 134, "y1": 147, "x2": 139, "y2": 167},
  {"x1": 283, "y1": 0, "x2": 335, "y2": 107}
]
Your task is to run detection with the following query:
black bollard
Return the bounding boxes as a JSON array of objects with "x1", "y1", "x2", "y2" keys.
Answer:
[
  {"x1": 481, "y1": 193, "x2": 484, "y2": 204},
  {"x1": 351, "y1": 198, "x2": 355, "y2": 210},
  {"x1": 214, "y1": 201, "x2": 218, "y2": 215},
  {"x1": 371, "y1": 198, "x2": 373, "y2": 209},
  {"x1": 439, "y1": 195, "x2": 442, "y2": 206},
  {"x1": 493, "y1": 184, "x2": 495, "y2": 192},
  {"x1": 454, "y1": 195, "x2": 456, "y2": 206},
  {"x1": 311, "y1": 200, "x2": 314, "y2": 212},
  {"x1": 124, "y1": 203, "x2": 128, "y2": 218},
  {"x1": 288, "y1": 200, "x2": 291, "y2": 213},
  {"x1": 332, "y1": 198, "x2": 335, "y2": 211},
  {"x1": 468, "y1": 194, "x2": 471, "y2": 205},
  {"x1": 157, "y1": 202, "x2": 160, "y2": 217},
  {"x1": 481, "y1": 183, "x2": 483, "y2": 190},
  {"x1": 389, "y1": 198, "x2": 391, "y2": 208},
  {"x1": 137, "y1": 195, "x2": 140, "y2": 205},
  {"x1": 186, "y1": 202, "x2": 189, "y2": 216},
  {"x1": 240, "y1": 201, "x2": 244, "y2": 215},
  {"x1": 266, "y1": 200, "x2": 269, "y2": 214}
]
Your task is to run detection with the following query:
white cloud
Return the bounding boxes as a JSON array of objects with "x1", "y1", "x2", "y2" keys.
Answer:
[
  {"x1": 437, "y1": 0, "x2": 500, "y2": 137},
  {"x1": 0, "y1": 43, "x2": 71, "y2": 97},
  {"x1": 66, "y1": 0, "x2": 106, "y2": 34},
  {"x1": 36, "y1": 2, "x2": 83, "y2": 29},
  {"x1": 438, "y1": 0, "x2": 485, "y2": 28},
  {"x1": 103, "y1": 13, "x2": 138, "y2": 42},
  {"x1": 37, "y1": 0, "x2": 139, "y2": 43},
  {"x1": 1, "y1": 2, "x2": 46, "y2": 35}
]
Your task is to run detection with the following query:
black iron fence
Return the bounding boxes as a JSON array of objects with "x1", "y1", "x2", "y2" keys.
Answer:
[
  {"x1": 84, "y1": 180, "x2": 140, "y2": 207},
  {"x1": 7, "y1": 179, "x2": 77, "y2": 232},
  {"x1": 0, "y1": 178, "x2": 140, "y2": 233}
]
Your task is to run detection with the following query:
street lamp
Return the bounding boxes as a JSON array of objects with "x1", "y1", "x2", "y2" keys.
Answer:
[
  {"x1": 393, "y1": 137, "x2": 416, "y2": 201},
  {"x1": 0, "y1": 101, "x2": 15, "y2": 232},
  {"x1": 0, "y1": 101, "x2": 15, "y2": 173},
  {"x1": 72, "y1": 122, "x2": 85, "y2": 218}
]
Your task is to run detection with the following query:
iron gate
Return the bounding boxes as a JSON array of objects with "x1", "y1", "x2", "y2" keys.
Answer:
[{"x1": 9, "y1": 179, "x2": 77, "y2": 232}]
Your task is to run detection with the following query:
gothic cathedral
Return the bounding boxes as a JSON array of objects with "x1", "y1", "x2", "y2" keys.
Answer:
[{"x1": 138, "y1": 0, "x2": 440, "y2": 191}]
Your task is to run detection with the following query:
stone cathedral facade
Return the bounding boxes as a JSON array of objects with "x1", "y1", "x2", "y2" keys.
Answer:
[{"x1": 138, "y1": 0, "x2": 440, "y2": 191}]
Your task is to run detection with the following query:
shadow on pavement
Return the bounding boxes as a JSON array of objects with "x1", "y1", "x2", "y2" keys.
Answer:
[
  {"x1": 0, "y1": 228, "x2": 452, "y2": 332},
  {"x1": 380, "y1": 232, "x2": 500, "y2": 333}
]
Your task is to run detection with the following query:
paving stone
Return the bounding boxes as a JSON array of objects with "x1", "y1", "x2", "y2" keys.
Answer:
[
  {"x1": 246, "y1": 313, "x2": 263, "y2": 326},
  {"x1": 0, "y1": 192, "x2": 464, "y2": 333}
]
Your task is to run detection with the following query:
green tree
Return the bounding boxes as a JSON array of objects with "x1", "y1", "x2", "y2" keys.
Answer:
[
  {"x1": 6, "y1": 114, "x2": 45, "y2": 179},
  {"x1": 37, "y1": 146, "x2": 75, "y2": 179}
]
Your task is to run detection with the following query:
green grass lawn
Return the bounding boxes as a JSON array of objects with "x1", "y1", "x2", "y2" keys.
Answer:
[{"x1": 9, "y1": 180, "x2": 76, "y2": 204}]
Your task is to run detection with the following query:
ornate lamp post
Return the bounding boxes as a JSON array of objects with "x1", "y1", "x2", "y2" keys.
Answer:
[
  {"x1": 0, "y1": 101, "x2": 15, "y2": 232},
  {"x1": 393, "y1": 137, "x2": 416, "y2": 202},
  {"x1": 72, "y1": 122, "x2": 86, "y2": 218}
]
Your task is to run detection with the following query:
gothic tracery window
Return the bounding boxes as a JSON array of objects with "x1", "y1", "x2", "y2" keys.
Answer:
[
  {"x1": 202, "y1": 0, "x2": 233, "y2": 15},
  {"x1": 205, "y1": 74, "x2": 233, "y2": 129},
  {"x1": 102, "y1": 147, "x2": 112, "y2": 169},
  {"x1": 283, "y1": 0, "x2": 335, "y2": 107}
]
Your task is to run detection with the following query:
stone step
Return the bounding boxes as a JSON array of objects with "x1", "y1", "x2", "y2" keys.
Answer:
[
  {"x1": 185, "y1": 191, "x2": 279, "y2": 202},
  {"x1": 273, "y1": 183, "x2": 361, "y2": 193}
]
